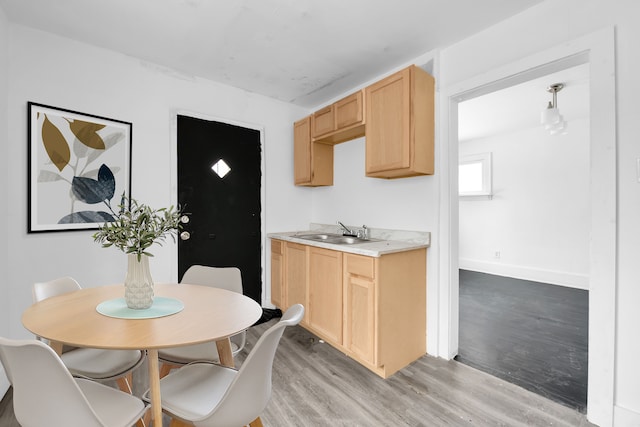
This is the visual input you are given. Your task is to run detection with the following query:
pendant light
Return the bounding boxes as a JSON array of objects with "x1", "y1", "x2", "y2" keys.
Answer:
[{"x1": 541, "y1": 83, "x2": 568, "y2": 135}]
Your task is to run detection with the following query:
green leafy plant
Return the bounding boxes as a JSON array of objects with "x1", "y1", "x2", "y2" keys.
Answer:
[{"x1": 93, "y1": 195, "x2": 183, "y2": 261}]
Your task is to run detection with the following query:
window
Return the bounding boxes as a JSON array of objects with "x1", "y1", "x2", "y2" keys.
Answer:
[
  {"x1": 211, "y1": 158, "x2": 231, "y2": 178},
  {"x1": 459, "y1": 152, "x2": 492, "y2": 199}
]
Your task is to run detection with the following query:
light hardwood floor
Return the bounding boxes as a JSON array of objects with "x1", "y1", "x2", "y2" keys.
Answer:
[{"x1": 0, "y1": 319, "x2": 596, "y2": 427}]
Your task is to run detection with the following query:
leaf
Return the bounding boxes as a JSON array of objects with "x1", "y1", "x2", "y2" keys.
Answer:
[
  {"x1": 87, "y1": 132, "x2": 123, "y2": 164},
  {"x1": 37, "y1": 170, "x2": 64, "y2": 182},
  {"x1": 81, "y1": 166, "x2": 120, "y2": 180},
  {"x1": 72, "y1": 165, "x2": 115, "y2": 204},
  {"x1": 103, "y1": 132, "x2": 124, "y2": 150},
  {"x1": 69, "y1": 119, "x2": 106, "y2": 150},
  {"x1": 97, "y1": 164, "x2": 116, "y2": 200},
  {"x1": 42, "y1": 115, "x2": 70, "y2": 172},
  {"x1": 92, "y1": 194, "x2": 183, "y2": 257},
  {"x1": 58, "y1": 211, "x2": 114, "y2": 224},
  {"x1": 73, "y1": 135, "x2": 90, "y2": 158}
]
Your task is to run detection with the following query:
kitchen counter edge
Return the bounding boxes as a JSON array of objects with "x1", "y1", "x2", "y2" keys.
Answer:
[{"x1": 267, "y1": 231, "x2": 429, "y2": 257}]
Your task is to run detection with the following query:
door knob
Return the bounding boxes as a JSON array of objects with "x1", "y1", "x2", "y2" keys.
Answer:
[
  {"x1": 180, "y1": 231, "x2": 191, "y2": 240},
  {"x1": 180, "y1": 215, "x2": 190, "y2": 224}
]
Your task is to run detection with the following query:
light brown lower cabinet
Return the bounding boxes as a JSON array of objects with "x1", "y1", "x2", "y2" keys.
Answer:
[
  {"x1": 284, "y1": 242, "x2": 308, "y2": 326},
  {"x1": 344, "y1": 259, "x2": 376, "y2": 365},
  {"x1": 307, "y1": 247, "x2": 343, "y2": 346},
  {"x1": 271, "y1": 240, "x2": 309, "y2": 326},
  {"x1": 270, "y1": 238, "x2": 426, "y2": 378},
  {"x1": 270, "y1": 240, "x2": 284, "y2": 309}
]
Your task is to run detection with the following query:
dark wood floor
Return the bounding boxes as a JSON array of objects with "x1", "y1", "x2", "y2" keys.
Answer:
[
  {"x1": 456, "y1": 269, "x2": 589, "y2": 412},
  {"x1": 1, "y1": 316, "x2": 595, "y2": 427}
]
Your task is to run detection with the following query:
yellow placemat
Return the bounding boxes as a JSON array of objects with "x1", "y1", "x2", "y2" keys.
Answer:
[{"x1": 96, "y1": 297, "x2": 184, "y2": 319}]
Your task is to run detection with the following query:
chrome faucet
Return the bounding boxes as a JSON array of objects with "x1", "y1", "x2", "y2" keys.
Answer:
[
  {"x1": 337, "y1": 221, "x2": 356, "y2": 236},
  {"x1": 357, "y1": 225, "x2": 369, "y2": 240}
]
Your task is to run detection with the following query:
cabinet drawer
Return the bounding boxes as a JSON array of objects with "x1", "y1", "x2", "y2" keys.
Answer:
[
  {"x1": 335, "y1": 90, "x2": 363, "y2": 129},
  {"x1": 345, "y1": 253, "x2": 375, "y2": 278},
  {"x1": 312, "y1": 105, "x2": 335, "y2": 138}
]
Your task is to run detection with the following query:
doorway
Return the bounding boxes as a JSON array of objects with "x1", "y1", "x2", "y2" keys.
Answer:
[
  {"x1": 176, "y1": 115, "x2": 263, "y2": 303},
  {"x1": 440, "y1": 29, "x2": 616, "y2": 424},
  {"x1": 455, "y1": 65, "x2": 590, "y2": 411}
]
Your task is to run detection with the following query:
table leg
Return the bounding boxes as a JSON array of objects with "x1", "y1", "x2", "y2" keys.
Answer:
[
  {"x1": 49, "y1": 340, "x2": 64, "y2": 356},
  {"x1": 147, "y1": 349, "x2": 162, "y2": 426},
  {"x1": 215, "y1": 337, "x2": 234, "y2": 368}
]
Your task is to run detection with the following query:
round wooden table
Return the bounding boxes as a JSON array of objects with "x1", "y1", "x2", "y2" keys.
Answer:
[{"x1": 22, "y1": 283, "x2": 262, "y2": 426}]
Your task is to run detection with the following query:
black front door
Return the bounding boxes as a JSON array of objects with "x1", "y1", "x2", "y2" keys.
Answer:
[{"x1": 177, "y1": 115, "x2": 262, "y2": 303}]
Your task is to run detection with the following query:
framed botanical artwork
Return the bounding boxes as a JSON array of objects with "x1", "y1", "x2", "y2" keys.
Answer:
[{"x1": 28, "y1": 102, "x2": 132, "y2": 232}]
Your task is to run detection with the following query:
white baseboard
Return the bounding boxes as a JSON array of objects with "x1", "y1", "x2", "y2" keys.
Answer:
[
  {"x1": 459, "y1": 258, "x2": 589, "y2": 290},
  {"x1": 614, "y1": 404, "x2": 640, "y2": 426}
]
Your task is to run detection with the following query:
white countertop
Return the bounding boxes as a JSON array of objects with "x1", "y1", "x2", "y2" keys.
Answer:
[{"x1": 268, "y1": 224, "x2": 430, "y2": 257}]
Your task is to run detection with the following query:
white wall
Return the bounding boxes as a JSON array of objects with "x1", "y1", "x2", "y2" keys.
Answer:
[
  {"x1": 439, "y1": 0, "x2": 640, "y2": 424},
  {"x1": 4, "y1": 24, "x2": 310, "y2": 346},
  {"x1": 459, "y1": 118, "x2": 590, "y2": 289},
  {"x1": 3, "y1": 1, "x2": 639, "y2": 424},
  {"x1": 313, "y1": 136, "x2": 438, "y2": 231},
  {"x1": 0, "y1": 6, "x2": 10, "y2": 397}
]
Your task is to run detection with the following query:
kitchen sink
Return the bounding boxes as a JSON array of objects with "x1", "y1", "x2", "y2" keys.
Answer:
[
  {"x1": 296, "y1": 233, "x2": 340, "y2": 241},
  {"x1": 295, "y1": 233, "x2": 380, "y2": 245}
]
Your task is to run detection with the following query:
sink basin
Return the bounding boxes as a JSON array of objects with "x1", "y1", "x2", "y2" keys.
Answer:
[
  {"x1": 295, "y1": 233, "x2": 380, "y2": 245},
  {"x1": 295, "y1": 233, "x2": 340, "y2": 241}
]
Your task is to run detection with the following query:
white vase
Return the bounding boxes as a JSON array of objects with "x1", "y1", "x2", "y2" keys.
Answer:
[{"x1": 124, "y1": 254, "x2": 154, "y2": 309}]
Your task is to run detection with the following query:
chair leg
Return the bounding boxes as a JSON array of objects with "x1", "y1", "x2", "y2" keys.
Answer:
[
  {"x1": 142, "y1": 409, "x2": 152, "y2": 427},
  {"x1": 249, "y1": 417, "x2": 264, "y2": 427},
  {"x1": 116, "y1": 375, "x2": 133, "y2": 394},
  {"x1": 135, "y1": 409, "x2": 148, "y2": 427}
]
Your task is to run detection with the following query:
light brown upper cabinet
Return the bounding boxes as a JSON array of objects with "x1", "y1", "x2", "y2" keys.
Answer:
[
  {"x1": 312, "y1": 90, "x2": 365, "y2": 144},
  {"x1": 294, "y1": 116, "x2": 333, "y2": 186},
  {"x1": 365, "y1": 65, "x2": 435, "y2": 178},
  {"x1": 311, "y1": 105, "x2": 334, "y2": 137},
  {"x1": 294, "y1": 65, "x2": 434, "y2": 185}
]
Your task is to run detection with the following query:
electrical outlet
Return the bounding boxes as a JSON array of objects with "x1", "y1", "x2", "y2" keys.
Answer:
[{"x1": 494, "y1": 251, "x2": 501, "y2": 259}]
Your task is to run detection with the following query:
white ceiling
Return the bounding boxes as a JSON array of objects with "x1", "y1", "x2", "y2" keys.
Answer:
[
  {"x1": 458, "y1": 63, "x2": 590, "y2": 141},
  {"x1": 0, "y1": 0, "x2": 543, "y2": 108}
]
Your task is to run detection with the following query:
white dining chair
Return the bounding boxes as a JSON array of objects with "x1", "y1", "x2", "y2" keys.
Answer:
[
  {"x1": 0, "y1": 336, "x2": 148, "y2": 427},
  {"x1": 32, "y1": 276, "x2": 145, "y2": 394},
  {"x1": 158, "y1": 265, "x2": 248, "y2": 377},
  {"x1": 146, "y1": 304, "x2": 304, "y2": 427}
]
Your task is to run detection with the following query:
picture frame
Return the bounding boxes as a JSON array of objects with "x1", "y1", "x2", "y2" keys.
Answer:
[{"x1": 28, "y1": 102, "x2": 132, "y2": 233}]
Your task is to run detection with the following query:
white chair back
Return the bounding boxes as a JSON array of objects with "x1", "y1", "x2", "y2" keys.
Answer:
[
  {"x1": 32, "y1": 276, "x2": 81, "y2": 302},
  {"x1": 29, "y1": 276, "x2": 146, "y2": 390},
  {"x1": 181, "y1": 265, "x2": 243, "y2": 294},
  {"x1": 201, "y1": 304, "x2": 304, "y2": 426},
  {"x1": 0, "y1": 337, "x2": 121, "y2": 426}
]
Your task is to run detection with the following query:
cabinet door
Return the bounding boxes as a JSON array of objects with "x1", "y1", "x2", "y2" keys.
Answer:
[
  {"x1": 285, "y1": 242, "x2": 307, "y2": 325},
  {"x1": 294, "y1": 117, "x2": 312, "y2": 184},
  {"x1": 365, "y1": 67, "x2": 412, "y2": 174},
  {"x1": 335, "y1": 90, "x2": 363, "y2": 130},
  {"x1": 294, "y1": 116, "x2": 333, "y2": 187},
  {"x1": 308, "y1": 247, "x2": 343, "y2": 344},
  {"x1": 344, "y1": 274, "x2": 376, "y2": 365},
  {"x1": 270, "y1": 240, "x2": 284, "y2": 309},
  {"x1": 344, "y1": 254, "x2": 376, "y2": 365},
  {"x1": 312, "y1": 105, "x2": 335, "y2": 138}
]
